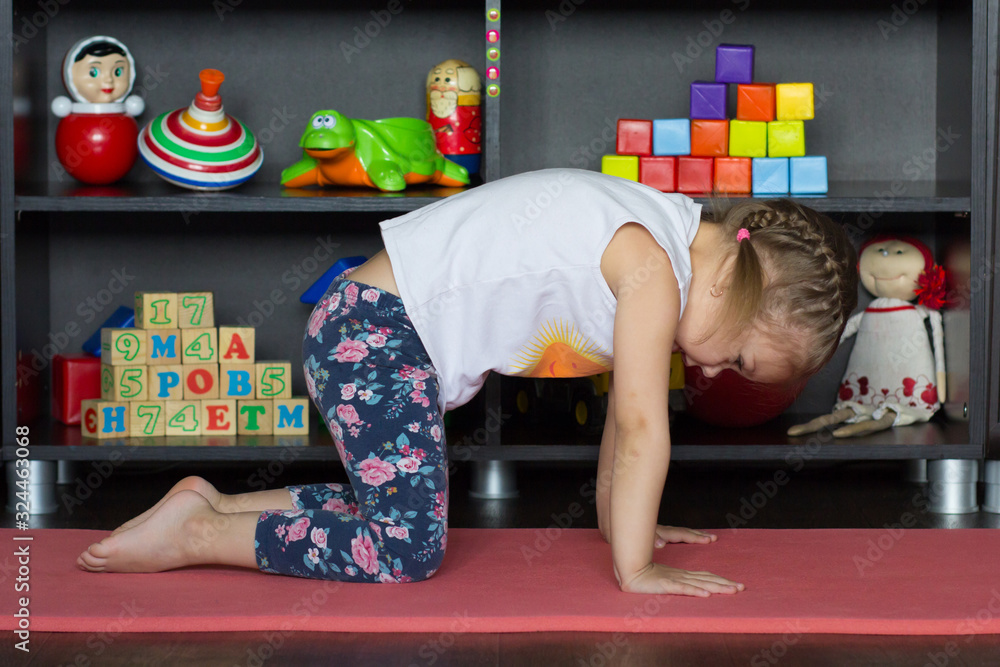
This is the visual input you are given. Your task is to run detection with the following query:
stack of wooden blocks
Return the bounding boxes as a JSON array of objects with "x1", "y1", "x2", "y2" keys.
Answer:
[
  {"x1": 602, "y1": 43, "x2": 828, "y2": 196},
  {"x1": 81, "y1": 291, "x2": 310, "y2": 439}
]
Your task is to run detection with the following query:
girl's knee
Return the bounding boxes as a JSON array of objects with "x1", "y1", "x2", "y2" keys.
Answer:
[{"x1": 395, "y1": 538, "x2": 447, "y2": 583}]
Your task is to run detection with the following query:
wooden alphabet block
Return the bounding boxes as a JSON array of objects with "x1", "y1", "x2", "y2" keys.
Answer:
[
  {"x1": 218, "y1": 326, "x2": 255, "y2": 364},
  {"x1": 135, "y1": 292, "x2": 178, "y2": 329},
  {"x1": 101, "y1": 364, "x2": 147, "y2": 401},
  {"x1": 182, "y1": 327, "x2": 218, "y2": 364},
  {"x1": 178, "y1": 292, "x2": 215, "y2": 329},
  {"x1": 238, "y1": 399, "x2": 273, "y2": 435},
  {"x1": 220, "y1": 363, "x2": 256, "y2": 399},
  {"x1": 165, "y1": 400, "x2": 202, "y2": 436},
  {"x1": 147, "y1": 329, "x2": 181, "y2": 365},
  {"x1": 81, "y1": 399, "x2": 129, "y2": 439},
  {"x1": 129, "y1": 401, "x2": 166, "y2": 437},
  {"x1": 100, "y1": 328, "x2": 146, "y2": 365},
  {"x1": 255, "y1": 361, "x2": 292, "y2": 399},
  {"x1": 273, "y1": 398, "x2": 310, "y2": 435},
  {"x1": 149, "y1": 364, "x2": 185, "y2": 401},
  {"x1": 183, "y1": 364, "x2": 220, "y2": 400},
  {"x1": 202, "y1": 399, "x2": 237, "y2": 435}
]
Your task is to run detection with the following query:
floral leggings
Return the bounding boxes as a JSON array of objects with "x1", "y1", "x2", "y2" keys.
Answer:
[{"x1": 254, "y1": 275, "x2": 448, "y2": 583}]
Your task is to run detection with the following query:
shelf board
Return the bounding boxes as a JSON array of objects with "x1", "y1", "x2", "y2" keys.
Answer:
[
  {"x1": 4, "y1": 416, "x2": 979, "y2": 463},
  {"x1": 13, "y1": 181, "x2": 479, "y2": 214},
  {"x1": 13, "y1": 179, "x2": 970, "y2": 214}
]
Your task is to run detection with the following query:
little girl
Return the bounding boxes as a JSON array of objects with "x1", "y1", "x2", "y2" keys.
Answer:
[{"x1": 78, "y1": 168, "x2": 858, "y2": 596}]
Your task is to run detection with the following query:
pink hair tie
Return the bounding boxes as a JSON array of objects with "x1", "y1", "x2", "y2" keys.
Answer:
[{"x1": 737, "y1": 228, "x2": 750, "y2": 243}]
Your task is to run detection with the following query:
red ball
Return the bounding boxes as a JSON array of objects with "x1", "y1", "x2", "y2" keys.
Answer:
[
  {"x1": 55, "y1": 113, "x2": 138, "y2": 185},
  {"x1": 683, "y1": 365, "x2": 805, "y2": 428}
]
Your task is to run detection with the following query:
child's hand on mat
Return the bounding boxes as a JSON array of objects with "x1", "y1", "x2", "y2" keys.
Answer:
[
  {"x1": 654, "y1": 525, "x2": 716, "y2": 548},
  {"x1": 619, "y1": 563, "x2": 744, "y2": 597}
]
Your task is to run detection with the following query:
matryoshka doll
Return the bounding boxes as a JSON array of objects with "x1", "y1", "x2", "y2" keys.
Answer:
[
  {"x1": 51, "y1": 36, "x2": 144, "y2": 185},
  {"x1": 426, "y1": 59, "x2": 482, "y2": 175}
]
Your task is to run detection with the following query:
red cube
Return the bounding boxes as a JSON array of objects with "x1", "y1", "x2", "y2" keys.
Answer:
[
  {"x1": 639, "y1": 156, "x2": 677, "y2": 192},
  {"x1": 52, "y1": 354, "x2": 102, "y2": 424},
  {"x1": 690, "y1": 119, "x2": 729, "y2": 157},
  {"x1": 677, "y1": 156, "x2": 714, "y2": 194},
  {"x1": 616, "y1": 119, "x2": 653, "y2": 156},
  {"x1": 714, "y1": 157, "x2": 753, "y2": 193},
  {"x1": 737, "y1": 83, "x2": 776, "y2": 122}
]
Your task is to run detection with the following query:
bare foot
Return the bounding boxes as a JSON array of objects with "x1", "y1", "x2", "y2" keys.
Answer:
[
  {"x1": 112, "y1": 476, "x2": 222, "y2": 535},
  {"x1": 78, "y1": 490, "x2": 218, "y2": 573}
]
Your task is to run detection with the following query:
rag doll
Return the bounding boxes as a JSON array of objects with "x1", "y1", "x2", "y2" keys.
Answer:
[{"x1": 788, "y1": 235, "x2": 947, "y2": 438}]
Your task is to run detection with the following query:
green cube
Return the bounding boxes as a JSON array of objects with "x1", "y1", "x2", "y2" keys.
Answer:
[
  {"x1": 601, "y1": 155, "x2": 639, "y2": 181},
  {"x1": 768, "y1": 121, "x2": 806, "y2": 157},
  {"x1": 728, "y1": 120, "x2": 768, "y2": 158}
]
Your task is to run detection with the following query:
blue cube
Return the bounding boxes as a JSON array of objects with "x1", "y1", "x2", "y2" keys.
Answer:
[
  {"x1": 652, "y1": 119, "x2": 691, "y2": 156},
  {"x1": 790, "y1": 156, "x2": 828, "y2": 194},
  {"x1": 715, "y1": 44, "x2": 755, "y2": 84},
  {"x1": 690, "y1": 81, "x2": 728, "y2": 120},
  {"x1": 300, "y1": 256, "x2": 368, "y2": 304},
  {"x1": 83, "y1": 306, "x2": 135, "y2": 357},
  {"x1": 752, "y1": 158, "x2": 789, "y2": 195}
]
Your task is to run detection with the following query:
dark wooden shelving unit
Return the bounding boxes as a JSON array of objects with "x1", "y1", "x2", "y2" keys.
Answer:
[{"x1": 2, "y1": 0, "x2": 997, "y2": 481}]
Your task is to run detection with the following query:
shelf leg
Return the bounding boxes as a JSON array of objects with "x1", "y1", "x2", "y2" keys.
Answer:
[
  {"x1": 6, "y1": 461, "x2": 60, "y2": 515},
  {"x1": 983, "y1": 460, "x2": 1000, "y2": 514},
  {"x1": 925, "y1": 459, "x2": 979, "y2": 514},
  {"x1": 903, "y1": 459, "x2": 928, "y2": 483},
  {"x1": 469, "y1": 460, "x2": 519, "y2": 500}
]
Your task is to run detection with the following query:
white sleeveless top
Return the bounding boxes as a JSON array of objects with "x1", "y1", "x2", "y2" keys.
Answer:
[{"x1": 379, "y1": 168, "x2": 702, "y2": 412}]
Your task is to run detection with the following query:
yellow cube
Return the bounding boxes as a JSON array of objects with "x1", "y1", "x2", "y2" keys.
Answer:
[
  {"x1": 601, "y1": 155, "x2": 639, "y2": 181},
  {"x1": 135, "y1": 292, "x2": 178, "y2": 329},
  {"x1": 775, "y1": 83, "x2": 814, "y2": 121},
  {"x1": 768, "y1": 121, "x2": 806, "y2": 158},
  {"x1": 100, "y1": 328, "x2": 147, "y2": 365}
]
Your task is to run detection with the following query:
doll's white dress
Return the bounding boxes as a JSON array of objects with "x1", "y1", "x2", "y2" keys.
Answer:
[{"x1": 834, "y1": 297, "x2": 945, "y2": 427}]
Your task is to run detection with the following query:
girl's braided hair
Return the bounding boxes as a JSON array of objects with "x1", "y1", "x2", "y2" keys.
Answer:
[{"x1": 710, "y1": 199, "x2": 859, "y2": 378}]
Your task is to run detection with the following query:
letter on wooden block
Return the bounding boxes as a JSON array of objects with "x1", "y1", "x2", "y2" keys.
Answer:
[
  {"x1": 81, "y1": 399, "x2": 129, "y2": 439},
  {"x1": 135, "y1": 292, "x2": 178, "y2": 329},
  {"x1": 182, "y1": 327, "x2": 219, "y2": 364},
  {"x1": 129, "y1": 401, "x2": 166, "y2": 437},
  {"x1": 100, "y1": 328, "x2": 147, "y2": 366},
  {"x1": 150, "y1": 365, "x2": 185, "y2": 400},
  {"x1": 274, "y1": 398, "x2": 310, "y2": 435},
  {"x1": 178, "y1": 292, "x2": 215, "y2": 329},
  {"x1": 147, "y1": 329, "x2": 181, "y2": 365},
  {"x1": 238, "y1": 400, "x2": 274, "y2": 435},
  {"x1": 101, "y1": 364, "x2": 147, "y2": 401},
  {"x1": 219, "y1": 326, "x2": 255, "y2": 364},
  {"x1": 256, "y1": 361, "x2": 293, "y2": 399},
  {"x1": 220, "y1": 364, "x2": 256, "y2": 399},
  {"x1": 165, "y1": 400, "x2": 202, "y2": 436},
  {"x1": 184, "y1": 364, "x2": 220, "y2": 400},
  {"x1": 202, "y1": 399, "x2": 237, "y2": 435}
]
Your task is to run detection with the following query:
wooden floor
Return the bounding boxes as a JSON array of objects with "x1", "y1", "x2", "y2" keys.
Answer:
[{"x1": 3, "y1": 457, "x2": 1000, "y2": 666}]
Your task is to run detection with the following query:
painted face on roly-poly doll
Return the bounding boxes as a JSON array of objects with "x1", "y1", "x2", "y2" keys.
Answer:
[
  {"x1": 858, "y1": 238, "x2": 925, "y2": 300},
  {"x1": 70, "y1": 52, "x2": 131, "y2": 104}
]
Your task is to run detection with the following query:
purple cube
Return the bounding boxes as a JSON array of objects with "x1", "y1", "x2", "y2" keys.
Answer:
[
  {"x1": 690, "y1": 81, "x2": 728, "y2": 120},
  {"x1": 716, "y1": 44, "x2": 755, "y2": 84}
]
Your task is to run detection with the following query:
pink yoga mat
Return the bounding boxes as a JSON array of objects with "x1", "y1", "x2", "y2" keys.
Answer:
[{"x1": 3, "y1": 528, "x2": 999, "y2": 634}]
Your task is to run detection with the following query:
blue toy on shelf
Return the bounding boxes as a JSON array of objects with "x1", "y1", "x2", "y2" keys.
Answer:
[
  {"x1": 300, "y1": 256, "x2": 368, "y2": 304},
  {"x1": 82, "y1": 306, "x2": 135, "y2": 356}
]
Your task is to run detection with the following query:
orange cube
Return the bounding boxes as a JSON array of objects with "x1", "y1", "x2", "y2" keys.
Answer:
[
  {"x1": 737, "y1": 83, "x2": 776, "y2": 122},
  {"x1": 677, "y1": 157, "x2": 714, "y2": 194},
  {"x1": 639, "y1": 157, "x2": 677, "y2": 192},
  {"x1": 690, "y1": 120, "x2": 729, "y2": 157},
  {"x1": 714, "y1": 157, "x2": 753, "y2": 194}
]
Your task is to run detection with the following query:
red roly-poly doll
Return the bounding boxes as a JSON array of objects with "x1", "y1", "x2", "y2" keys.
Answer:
[
  {"x1": 51, "y1": 36, "x2": 145, "y2": 185},
  {"x1": 426, "y1": 59, "x2": 482, "y2": 175}
]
